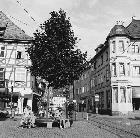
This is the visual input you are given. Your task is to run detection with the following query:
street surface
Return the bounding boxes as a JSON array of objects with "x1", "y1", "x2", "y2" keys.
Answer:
[
  {"x1": 0, "y1": 117, "x2": 119, "y2": 138},
  {"x1": 1, "y1": 111, "x2": 140, "y2": 138}
]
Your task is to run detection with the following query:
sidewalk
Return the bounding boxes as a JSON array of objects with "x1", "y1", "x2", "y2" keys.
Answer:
[{"x1": 0, "y1": 117, "x2": 119, "y2": 138}]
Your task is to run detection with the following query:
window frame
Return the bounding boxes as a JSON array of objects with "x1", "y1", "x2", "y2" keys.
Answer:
[
  {"x1": 112, "y1": 41, "x2": 116, "y2": 53},
  {"x1": 0, "y1": 45, "x2": 5, "y2": 58},
  {"x1": 119, "y1": 40, "x2": 125, "y2": 52}
]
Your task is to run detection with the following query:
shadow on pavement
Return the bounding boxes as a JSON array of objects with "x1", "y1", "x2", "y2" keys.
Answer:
[
  {"x1": 128, "y1": 117, "x2": 140, "y2": 120},
  {"x1": 0, "y1": 117, "x2": 8, "y2": 121}
]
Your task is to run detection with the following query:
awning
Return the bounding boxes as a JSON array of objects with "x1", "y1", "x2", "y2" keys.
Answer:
[{"x1": 132, "y1": 87, "x2": 140, "y2": 98}]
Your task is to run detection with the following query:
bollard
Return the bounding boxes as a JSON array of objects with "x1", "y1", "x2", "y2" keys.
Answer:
[{"x1": 87, "y1": 113, "x2": 88, "y2": 120}]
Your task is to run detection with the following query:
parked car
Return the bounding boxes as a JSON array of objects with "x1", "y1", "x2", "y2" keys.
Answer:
[{"x1": 0, "y1": 107, "x2": 9, "y2": 118}]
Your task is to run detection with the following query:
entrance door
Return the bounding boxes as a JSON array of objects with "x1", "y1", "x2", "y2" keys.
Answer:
[{"x1": 132, "y1": 98, "x2": 140, "y2": 110}]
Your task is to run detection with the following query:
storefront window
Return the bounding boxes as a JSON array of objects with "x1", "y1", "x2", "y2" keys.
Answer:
[
  {"x1": 120, "y1": 87, "x2": 126, "y2": 103},
  {"x1": 113, "y1": 87, "x2": 118, "y2": 103},
  {"x1": 127, "y1": 87, "x2": 131, "y2": 103}
]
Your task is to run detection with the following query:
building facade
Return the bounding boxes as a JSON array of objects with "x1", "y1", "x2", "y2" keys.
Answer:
[
  {"x1": 0, "y1": 11, "x2": 39, "y2": 114},
  {"x1": 90, "y1": 19, "x2": 140, "y2": 115},
  {"x1": 74, "y1": 67, "x2": 93, "y2": 112},
  {"x1": 73, "y1": 18, "x2": 140, "y2": 115}
]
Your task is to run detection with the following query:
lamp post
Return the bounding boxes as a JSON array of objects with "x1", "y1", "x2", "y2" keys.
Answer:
[
  {"x1": 10, "y1": 85, "x2": 14, "y2": 118},
  {"x1": 73, "y1": 100, "x2": 76, "y2": 121}
]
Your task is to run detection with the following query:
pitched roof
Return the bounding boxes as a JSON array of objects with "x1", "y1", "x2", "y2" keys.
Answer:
[
  {"x1": 126, "y1": 19, "x2": 140, "y2": 38},
  {"x1": 107, "y1": 24, "x2": 130, "y2": 38},
  {"x1": 0, "y1": 11, "x2": 33, "y2": 41}
]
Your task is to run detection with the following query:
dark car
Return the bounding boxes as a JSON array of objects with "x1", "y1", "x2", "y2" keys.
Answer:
[{"x1": 0, "y1": 107, "x2": 9, "y2": 118}]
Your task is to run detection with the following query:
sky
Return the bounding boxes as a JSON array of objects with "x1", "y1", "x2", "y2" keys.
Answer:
[{"x1": 1, "y1": 0, "x2": 140, "y2": 59}]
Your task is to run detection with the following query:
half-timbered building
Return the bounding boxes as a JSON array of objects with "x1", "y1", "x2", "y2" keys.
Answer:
[{"x1": 0, "y1": 11, "x2": 38, "y2": 114}]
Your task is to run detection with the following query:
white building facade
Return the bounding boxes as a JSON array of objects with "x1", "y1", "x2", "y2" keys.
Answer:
[
  {"x1": 0, "y1": 11, "x2": 35, "y2": 114},
  {"x1": 90, "y1": 18, "x2": 140, "y2": 115}
]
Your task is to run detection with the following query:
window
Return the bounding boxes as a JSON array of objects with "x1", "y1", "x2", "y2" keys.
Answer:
[
  {"x1": 127, "y1": 41, "x2": 129, "y2": 52},
  {"x1": 17, "y1": 51, "x2": 22, "y2": 59},
  {"x1": 112, "y1": 41, "x2": 116, "y2": 53},
  {"x1": 126, "y1": 63, "x2": 130, "y2": 76},
  {"x1": 91, "y1": 78, "x2": 95, "y2": 88},
  {"x1": 100, "y1": 73, "x2": 103, "y2": 83},
  {"x1": 15, "y1": 68, "x2": 26, "y2": 82},
  {"x1": 84, "y1": 73, "x2": 87, "y2": 79},
  {"x1": 87, "y1": 85, "x2": 89, "y2": 92},
  {"x1": 106, "y1": 67, "x2": 109, "y2": 81},
  {"x1": 0, "y1": 45, "x2": 5, "y2": 57},
  {"x1": 0, "y1": 68, "x2": 4, "y2": 81},
  {"x1": 0, "y1": 68, "x2": 5, "y2": 88},
  {"x1": 98, "y1": 74, "x2": 100, "y2": 84},
  {"x1": 84, "y1": 85, "x2": 87, "y2": 93},
  {"x1": 94, "y1": 60, "x2": 97, "y2": 69},
  {"x1": 113, "y1": 87, "x2": 118, "y2": 103},
  {"x1": 106, "y1": 90, "x2": 110, "y2": 108},
  {"x1": 106, "y1": 51, "x2": 108, "y2": 61},
  {"x1": 127, "y1": 87, "x2": 131, "y2": 103},
  {"x1": 119, "y1": 40, "x2": 124, "y2": 52},
  {"x1": 132, "y1": 45, "x2": 139, "y2": 53},
  {"x1": 133, "y1": 66, "x2": 140, "y2": 76},
  {"x1": 101, "y1": 55, "x2": 103, "y2": 65},
  {"x1": 76, "y1": 89, "x2": 78, "y2": 95},
  {"x1": 0, "y1": 27, "x2": 6, "y2": 36},
  {"x1": 82, "y1": 87, "x2": 84, "y2": 93},
  {"x1": 119, "y1": 63, "x2": 125, "y2": 76},
  {"x1": 100, "y1": 92, "x2": 104, "y2": 108},
  {"x1": 112, "y1": 63, "x2": 116, "y2": 76},
  {"x1": 120, "y1": 87, "x2": 126, "y2": 103},
  {"x1": 79, "y1": 87, "x2": 82, "y2": 94}
]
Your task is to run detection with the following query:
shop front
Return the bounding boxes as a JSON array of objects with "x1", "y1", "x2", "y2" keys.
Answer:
[{"x1": 132, "y1": 87, "x2": 140, "y2": 110}]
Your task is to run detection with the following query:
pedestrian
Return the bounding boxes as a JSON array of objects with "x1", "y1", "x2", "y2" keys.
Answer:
[{"x1": 20, "y1": 105, "x2": 36, "y2": 128}]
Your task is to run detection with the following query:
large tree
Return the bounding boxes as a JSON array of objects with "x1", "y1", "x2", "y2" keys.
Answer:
[{"x1": 27, "y1": 9, "x2": 87, "y2": 89}]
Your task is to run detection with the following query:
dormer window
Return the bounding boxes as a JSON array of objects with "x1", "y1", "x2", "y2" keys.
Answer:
[{"x1": 17, "y1": 51, "x2": 22, "y2": 59}]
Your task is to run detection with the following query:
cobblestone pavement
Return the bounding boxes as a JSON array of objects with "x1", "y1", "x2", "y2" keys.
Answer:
[
  {"x1": 0, "y1": 117, "x2": 119, "y2": 138},
  {"x1": 87, "y1": 111, "x2": 140, "y2": 137},
  {"x1": 88, "y1": 111, "x2": 140, "y2": 131}
]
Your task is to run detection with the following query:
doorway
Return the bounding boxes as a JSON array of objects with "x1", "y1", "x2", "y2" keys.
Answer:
[{"x1": 132, "y1": 98, "x2": 140, "y2": 110}]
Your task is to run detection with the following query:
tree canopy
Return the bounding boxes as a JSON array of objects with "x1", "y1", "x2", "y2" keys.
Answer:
[{"x1": 27, "y1": 9, "x2": 87, "y2": 89}]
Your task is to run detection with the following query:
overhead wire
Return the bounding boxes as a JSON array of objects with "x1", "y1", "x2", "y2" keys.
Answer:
[
  {"x1": 16, "y1": 0, "x2": 36, "y2": 22},
  {"x1": 111, "y1": 39, "x2": 138, "y2": 62},
  {"x1": 13, "y1": 0, "x2": 138, "y2": 60}
]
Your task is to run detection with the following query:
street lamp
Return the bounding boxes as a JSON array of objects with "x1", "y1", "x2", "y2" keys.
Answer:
[
  {"x1": 73, "y1": 100, "x2": 76, "y2": 121},
  {"x1": 10, "y1": 85, "x2": 14, "y2": 118}
]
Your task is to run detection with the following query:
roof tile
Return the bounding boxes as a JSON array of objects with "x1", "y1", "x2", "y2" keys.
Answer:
[
  {"x1": 0, "y1": 11, "x2": 33, "y2": 41},
  {"x1": 126, "y1": 19, "x2": 140, "y2": 38}
]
